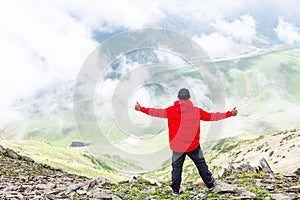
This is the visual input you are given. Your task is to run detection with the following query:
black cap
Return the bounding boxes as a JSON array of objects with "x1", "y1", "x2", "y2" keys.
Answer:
[{"x1": 178, "y1": 88, "x2": 190, "y2": 100}]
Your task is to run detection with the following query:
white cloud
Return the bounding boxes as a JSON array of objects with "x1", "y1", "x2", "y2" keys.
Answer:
[
  {"x1": 63, "y1": 0, "x2": 243, "y2": 32},
  {"x1": 160, "y1": 0, "x2": 243, "y2": 27},
  {"x1": 192, "y1": 15, "x2": 257, "y2": 57},
  {"x1": 155, "y1": 50, "x2": 186, "y2": 67},
  {"x1": 274, "y1": 17, "x2": 300, "y2": 45},
  {"x1": 0, "y1": 0, "x2": 96, "y2": 127},
  {"x1": 65, "y1": 0, "x2": 165, "y2": 31},
  {"x1": 193, "y1": 32, "x2": 235, "y2": 56},
  {"x1": 212, "y1": 15, "x2": 257, "y2": 43},
  {"x1": 0, "y1": 0, "x2": 298, "y2": 129}
]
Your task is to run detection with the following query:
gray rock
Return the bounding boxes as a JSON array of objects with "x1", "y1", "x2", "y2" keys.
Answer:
[
  {"x1": 6, "y1": 149, "x2": 18, "y2": 159},
  {"x1": 45, "y1": 193, "x2": 56, "y2": 200},
  {"x1": 237, "y1": 163, "x2": 253, "y2": 173},
  {"x1": 22, "y1": 155, "x2": 34, "y2": 162},
  {"x1": 150, "y1": 180, "x2": 162, "y2": 187},
  {"x1": 212, "y1": 180, "x2": 237, "y2": 193},
  {"x1": 225, "y1": 175, "x2": 236, "y2": 181},
  {"x1": 92, "y1": 191, "x2": 112, "y2": 199},
  {"x1": 221, "y1": 163, "x2": 236, "y2": 177},
  {"x1": 142, "y1": 187, "x2": 156, "y2": 194},
  {"x1": 83, "y1": 179, "x2": 97, "y2": 191},
  {"x1": 269, "y1": 193, "x2": 292, "y2": 200},
  {"x1": 5, "y1": 191, "x2": 24, "y2": 199},
  {"x1": 67, "y1": 184, "x2": 79, "y2": 193},
  {"x1": 228, "y1": 163, "x2": 235, "y2": 171},
  {"x1": 236, "y1": 190, "x2": 256, "y2": 199},
  {"x1": 97, "y1": 177, "x2": 111, "y2": 183},
  {"x1": 77, "y1": 189, "x2": 87, "y2": 195},
  {"x1": 194, "y1": 193, "x2": 207, "y2": 199},
  {"x1": 99, "y1": 180, "x2": 112, "y2": 188},
  {"x1": 261, "y1": 178, "x2": 274, "y2": 184},
  {"x1": 260, "y1": 158, "x2": 273, "y2": 173},
  {"x1": 283, "y1": 173, "x2": 297, "y2": 178},
  {"x1": 0, "y1": 145, "x2": 6, "y2": 154},
  {"x1": 31, "y1": 196, "x2": 44, "y2": 200},
  {"x1": 35, "y1": 183, "x2": 50, "y2": 190},
  {"x1": 56, "y1": 191, "x2": 68, "y2": 198},
  {"x1": 266, "y1": 185, "x2": 275, "y2": 190},
  {"x1": 294, "y1": 168, "x2": 300, "y2": 176},
  {"x1": 46, "y1": 189, "x2": 63, "y2": 195},
  {"x1": 69, "y1": 141, "x2": 90, "y2": 147},
  {"x1": 288, "y1": 185, "x2": 300, "y2": 192},
  {"x1": 112, "y1": 196, "x2": 122, "y2": 200}
]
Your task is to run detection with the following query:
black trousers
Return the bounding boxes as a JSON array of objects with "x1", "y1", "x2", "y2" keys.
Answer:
[{"x1": 170, "y1": 146, "x2": 214, "y2": 192}]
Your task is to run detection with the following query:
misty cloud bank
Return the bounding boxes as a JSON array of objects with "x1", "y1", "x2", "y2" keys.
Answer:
[{"x1": 1, "y1": 0, "x2": 300, "y2": 132}]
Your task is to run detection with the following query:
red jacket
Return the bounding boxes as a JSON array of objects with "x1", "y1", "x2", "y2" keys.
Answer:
[{"x1": 140, "y1": 100, "x2": 232, "y2": 152}]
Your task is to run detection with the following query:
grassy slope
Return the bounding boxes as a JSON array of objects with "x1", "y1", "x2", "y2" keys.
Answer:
[
  {"x1": 1, "y1": 128, "x2": 299, "y2": 185},
  {"x1": 145, "y1": 128, "x2": 300, "y2": 182},
  {"x1": 0, "y1": 139, "x2": 127, "y2": 181}
]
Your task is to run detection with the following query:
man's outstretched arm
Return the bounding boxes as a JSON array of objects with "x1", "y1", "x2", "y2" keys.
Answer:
[
  {"x1": 200, "y1": 107, "x2": 238, "y2": 121},
  {"x1": 135, "y1": 102, "x2": 167, "y2": 118}
]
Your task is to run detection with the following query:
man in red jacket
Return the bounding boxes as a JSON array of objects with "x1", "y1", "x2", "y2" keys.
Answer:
[{"x1": 135, "y1": 88, "x2": 237, "y2": 194}]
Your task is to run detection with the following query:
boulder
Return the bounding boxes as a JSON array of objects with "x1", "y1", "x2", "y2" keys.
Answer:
[
  {"x1": 142, "y1": 186, "x2": 156, "y2": 194},
  {"x1": 266, "y1": 185, "x2": 275, "y2": 191},
  {"x1": 5, "y1": 191, "x2": 24, "y2": 199},
  {"x1": 69, "y1": 141, "x2": 90, "y2": 147},
  {"x1": 112, "y1": 196, "x2": 122, "y2": 200},
  {"x1": 22, "y1": 156, "x2": 34, "y2": 162},
  {"x1": 288, "y1": 185, "x2": 300, "y2": 192},
  {"x1": 83, "y1": 179, "x2": 97, "y2": 191},
  {"x1": 294, "y1": 168, "x2": 300, "y2": 176},
  {"x1": 0, "y1": 145, "x2": 6, "y2": 154},
  {"x1": 92, "y1": 191, "x2": 112, "y2": 199},
  {"x1": 259, "y1": 158, "x2": 273, "y2": 173},
  {"x1": 212, "y1": 180, "x2": 237, "y2": 193},
  {"x1": 236, "y1": 190, "x2": 256, "y2": 199},
  {"x1": 6, "y1": 149, "x2": 18, "y2": 159},
  {"x1": 221, "y1": 164, "x2": 235, "y2": 177},
  {"x1": 269, "y1": 193, "x2": 292, "y2": 200},
  {"x1": 237, "y1": 163, "x2": 254, "y2": 173}
]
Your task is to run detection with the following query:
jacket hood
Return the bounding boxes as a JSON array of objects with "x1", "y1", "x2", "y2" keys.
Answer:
[{"x1": 173, "y1": 100, "x2": 194, "y2": 113}]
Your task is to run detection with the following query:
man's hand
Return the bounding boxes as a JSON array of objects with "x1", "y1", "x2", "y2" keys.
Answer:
[
  {"x1": 135, "y1": 101, "x2": 141, "y2": 111},
  {"x1": 231, "y1": 107, "x2": 238, "y2": 116}
]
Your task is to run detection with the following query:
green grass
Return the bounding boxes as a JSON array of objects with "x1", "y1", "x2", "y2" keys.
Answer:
[{"x1": 0, "y1": 140, "x2": 127, "y2": 181}]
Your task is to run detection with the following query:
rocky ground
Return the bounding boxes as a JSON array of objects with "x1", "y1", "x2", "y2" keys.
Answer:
[{"x1": 1, "y1": 144, "x2": 300, "y2": 199}]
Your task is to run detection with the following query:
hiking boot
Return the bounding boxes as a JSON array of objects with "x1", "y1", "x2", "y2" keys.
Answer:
[
  {"x1": 171, "y1": 191, "x2": 179, "y2": 196},
  {"x1": 207, "y1": 182, "x2": 215, "y2": 192}
]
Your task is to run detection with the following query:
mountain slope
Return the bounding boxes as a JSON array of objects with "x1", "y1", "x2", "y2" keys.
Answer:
[
  {"x1": 0, "y1": 140, "x2": 127, "y2": 181},
  {"x1": 145, "y1": 129, "x2": 300, "y2": 182},
  {"x1": 1, "y1": 140, "x2": 300, "y2": 199}
]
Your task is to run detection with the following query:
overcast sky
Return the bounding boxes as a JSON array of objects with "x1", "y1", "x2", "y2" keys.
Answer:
[{"x1": 0, "y1": 0, "x2": 300, "y2": 127}]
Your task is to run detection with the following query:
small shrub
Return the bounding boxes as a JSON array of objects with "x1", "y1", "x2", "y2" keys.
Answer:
[{"x1": 290, "y1": 128, "x2": 297, "y2": 132}]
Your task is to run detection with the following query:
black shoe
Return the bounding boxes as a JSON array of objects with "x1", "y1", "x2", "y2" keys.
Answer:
[
  {"x1": 172, "y1": 191, "x2": 179, "y2": 196},
  {"x1": 208, "y1": 182, "x2": 215, "y2": 192}
]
